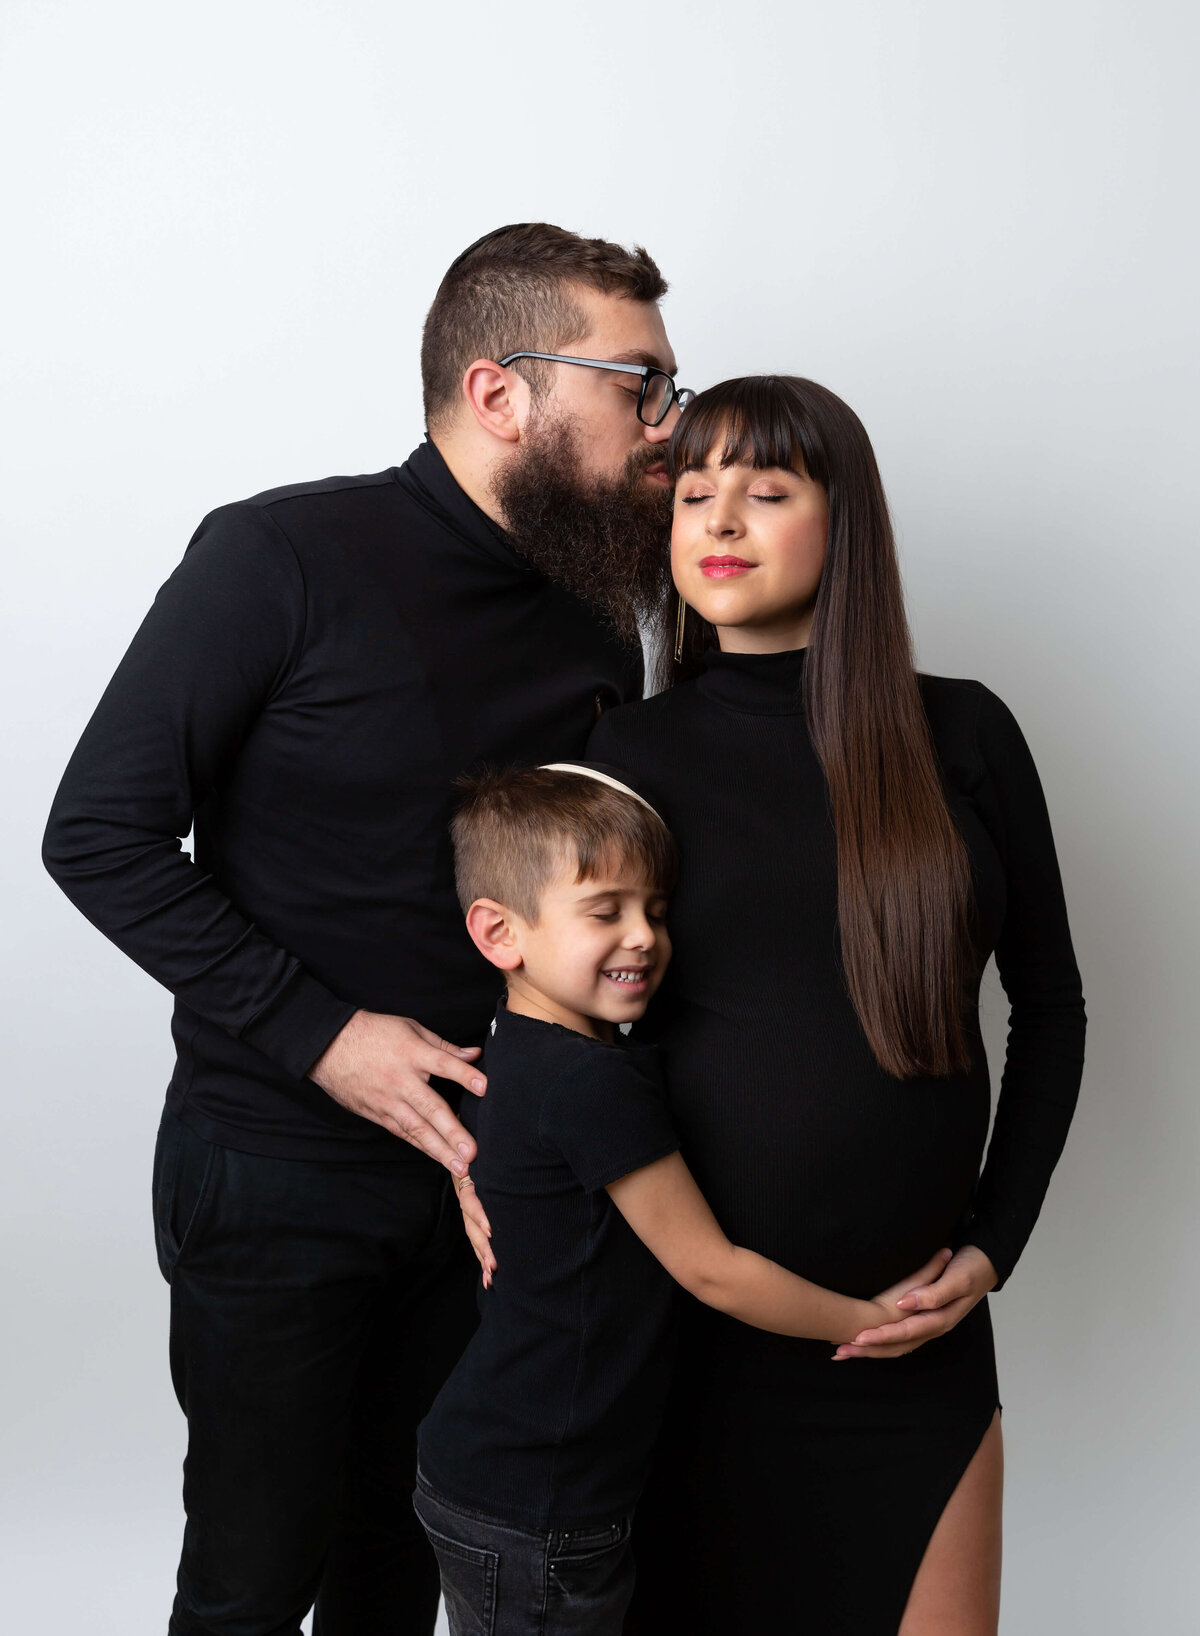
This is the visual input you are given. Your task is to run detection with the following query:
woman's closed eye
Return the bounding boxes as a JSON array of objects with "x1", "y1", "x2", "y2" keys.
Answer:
[{"x1": 679, "y1": 490, "x2": 788, "y2": 504}]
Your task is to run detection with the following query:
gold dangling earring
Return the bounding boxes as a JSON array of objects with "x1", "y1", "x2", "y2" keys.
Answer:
[{"x1": 674, "y1": 592, "x2": 687, "y2": 665}]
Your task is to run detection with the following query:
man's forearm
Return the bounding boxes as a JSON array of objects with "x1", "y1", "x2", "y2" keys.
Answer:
[{"x1": 43, "y1": 793, "x2": 356, "y2": 1080}]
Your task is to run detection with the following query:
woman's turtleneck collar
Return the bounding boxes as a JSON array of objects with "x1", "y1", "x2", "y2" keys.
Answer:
[{"x1": 696, "y1": 644, "x2": 808, "y2": 716}]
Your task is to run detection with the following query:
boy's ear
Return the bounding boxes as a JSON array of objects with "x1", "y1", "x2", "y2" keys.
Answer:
[{"x1": 465, "y1": 898, "x2": 524, "y2": 972}]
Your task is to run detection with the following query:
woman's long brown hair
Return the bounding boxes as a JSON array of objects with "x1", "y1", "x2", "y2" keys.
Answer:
[{"x1": 657, "y1": 376, "x2": 975, "y2": 1078}]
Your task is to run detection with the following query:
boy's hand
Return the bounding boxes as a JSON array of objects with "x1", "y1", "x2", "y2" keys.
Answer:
[
  {"x1": 310, "y1": 1009, "x2": 486, "y2": 1176},
  {"x1": 834, "y1": 1245, "x2": 997, "y2": 1360},
  {"x1": 455, "y1": 1173, "x2": 497, "y2": 1288}
]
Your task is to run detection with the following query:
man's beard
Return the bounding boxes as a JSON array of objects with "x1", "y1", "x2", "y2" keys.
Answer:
[{"x1": 490, "y1": 410, "x2": 673, "y2": 643}]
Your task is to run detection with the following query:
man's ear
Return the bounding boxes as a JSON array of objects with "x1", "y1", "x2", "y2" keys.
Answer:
[
  {"x1": 460, "y1": 359, "x2": 526, "y2": 444},
  {"x1": 465, "y1": 898, "x2": 524, "y2": 971}
]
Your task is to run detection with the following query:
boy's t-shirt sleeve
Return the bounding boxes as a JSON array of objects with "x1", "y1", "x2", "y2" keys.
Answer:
[{"x1": 540, "y1": 1051, "x2": 680, "y2": 1193}]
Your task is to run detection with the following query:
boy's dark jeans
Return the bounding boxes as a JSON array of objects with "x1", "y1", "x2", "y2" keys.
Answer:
[
  {"x1": 153, "y1": 1107, "x2": 478, "y2": 1636},
  {"x1": 413, "y1": 1473, "x2": 635, "y2": 1636}
]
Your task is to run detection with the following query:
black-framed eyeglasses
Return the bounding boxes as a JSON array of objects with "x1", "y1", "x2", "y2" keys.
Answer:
[{"x1": 497, "y1": 351, "x2": 696, "y2": 427}]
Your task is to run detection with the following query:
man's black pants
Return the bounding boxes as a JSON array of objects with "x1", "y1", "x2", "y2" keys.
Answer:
[{"x1": 153, "y1": 1107, "x2": 479, "y2": 1636}]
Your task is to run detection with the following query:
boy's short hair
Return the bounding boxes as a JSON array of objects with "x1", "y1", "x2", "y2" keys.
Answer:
[
  {"x1": 451, "y1": 765, "x2": 678, "y2": 922},
  {"x1": 421, "y1": 222, "x2": 668, "y2": 431}
]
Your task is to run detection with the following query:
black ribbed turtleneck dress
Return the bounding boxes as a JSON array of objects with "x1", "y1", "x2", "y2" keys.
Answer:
[{"x1": 587, "y1": 645, "x2": 1085, "y2": 1635}]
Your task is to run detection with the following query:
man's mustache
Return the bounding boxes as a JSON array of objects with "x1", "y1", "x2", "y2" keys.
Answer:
[{"x1": 627, "y1": 447, "x2": 670, "y2": 479}]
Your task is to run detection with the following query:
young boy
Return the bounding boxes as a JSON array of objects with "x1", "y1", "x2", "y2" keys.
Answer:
[{"x1": 414, "y1": 763, "x2": 948, "y2": 1636}]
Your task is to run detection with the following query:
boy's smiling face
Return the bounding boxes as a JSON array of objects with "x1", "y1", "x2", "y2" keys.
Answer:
[{"x1": 466, "y1": 856, "x2": 672, "y2": 1041}]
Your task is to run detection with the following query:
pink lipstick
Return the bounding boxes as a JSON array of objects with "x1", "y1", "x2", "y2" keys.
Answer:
[{"x1": 700, "y1": 556, "x2": 755, "y2": 578}]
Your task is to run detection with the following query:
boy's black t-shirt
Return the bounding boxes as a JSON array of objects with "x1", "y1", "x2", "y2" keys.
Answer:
[{"x1": 417, "y1": 1002, "x2": 681, "y2": 1530}]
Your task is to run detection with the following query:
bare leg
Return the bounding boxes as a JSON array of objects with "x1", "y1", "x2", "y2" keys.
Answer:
[{"x1": 898, "y1": 1409, "x2": 1003, "y2": 1636}]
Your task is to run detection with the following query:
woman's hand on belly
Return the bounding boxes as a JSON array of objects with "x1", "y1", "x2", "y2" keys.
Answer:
[{"x1": 832, "y1": 1244, "x2": 998, "y2": 1361}]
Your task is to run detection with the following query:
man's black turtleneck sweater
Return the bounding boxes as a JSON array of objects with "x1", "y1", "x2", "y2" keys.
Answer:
[{"x1": 43, "y1": 440, "x2": 643, "y2": 1160}]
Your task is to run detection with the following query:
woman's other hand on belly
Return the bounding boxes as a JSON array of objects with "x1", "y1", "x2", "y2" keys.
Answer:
[{"x1": 832, "y1": 1245, "x2": 998, "y2": 1361}]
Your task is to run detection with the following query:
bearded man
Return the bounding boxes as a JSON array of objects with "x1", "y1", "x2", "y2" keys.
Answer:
[{"x1": 42, "y1": 222, "x2": 687, "y2": 1636}]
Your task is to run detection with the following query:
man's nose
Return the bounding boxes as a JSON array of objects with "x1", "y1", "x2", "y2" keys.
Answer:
[{"x1": 643, "y1": 408, "x2": 676, "y2": 445}]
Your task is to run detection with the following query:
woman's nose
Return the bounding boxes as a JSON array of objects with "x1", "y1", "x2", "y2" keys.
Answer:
[{"x1": 705, "y1": 503, "x2": 742, "y2": 539}]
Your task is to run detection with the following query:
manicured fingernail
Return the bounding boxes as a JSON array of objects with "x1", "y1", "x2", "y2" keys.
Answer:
[
  {"x1": 452, "y1": 1159, "x2": 467, "y2": 1177},
  {"x1": 472, "y1": 1078, "x2": 485, "y2": 1092},
  {"x1": 458, "y1": 1143, "x2": 472, "y2": 1159},
  {"x1": 897, "y1": 1295, "x2": 915, "y2": 1308}
]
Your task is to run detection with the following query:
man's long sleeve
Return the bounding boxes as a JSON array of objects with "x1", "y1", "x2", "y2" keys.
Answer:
[{"x1": 42, "y1": 503, "x2": 356, "y2": 1081}]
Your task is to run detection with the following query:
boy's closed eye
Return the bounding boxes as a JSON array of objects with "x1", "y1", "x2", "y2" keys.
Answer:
[{"x1": 582, "y1": 897, "x2": 669, "y2": 924}]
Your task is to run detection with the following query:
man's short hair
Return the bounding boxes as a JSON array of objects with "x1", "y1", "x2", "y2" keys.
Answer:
[
  {"x1": 422, "y1": 222, "x2": 668, "y2": 431},
  {"x1": 451, "y1": 765, "x2": 677, "y2": 922}
]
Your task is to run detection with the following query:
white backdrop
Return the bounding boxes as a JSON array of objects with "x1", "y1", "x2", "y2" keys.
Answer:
[{"x1": 2, "y1": 2, "x2": 1197, "y2": 1631}]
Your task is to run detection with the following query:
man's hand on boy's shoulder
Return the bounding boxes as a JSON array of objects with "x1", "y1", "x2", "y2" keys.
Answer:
[{"x1": 311, "y1": 1009, "x2": 488, "y2": 1177}]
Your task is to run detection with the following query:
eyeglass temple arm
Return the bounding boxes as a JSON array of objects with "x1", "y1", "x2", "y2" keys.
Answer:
[{"x1": 497, "y1": 351, "x2": 663, "y2": 379}]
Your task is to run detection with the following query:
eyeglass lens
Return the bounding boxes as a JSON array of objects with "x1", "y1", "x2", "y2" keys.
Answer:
[{"x1": 640, "y1": 373, "x2": 674, "y2": 426}]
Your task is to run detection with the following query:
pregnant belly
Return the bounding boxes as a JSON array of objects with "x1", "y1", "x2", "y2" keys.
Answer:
[{"x1": 656, "y1": 996, "x2": 993, "y2": 1298}]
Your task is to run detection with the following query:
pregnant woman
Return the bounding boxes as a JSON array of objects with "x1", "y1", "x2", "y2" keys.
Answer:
[{"x1": 587, "y1": 376, "x2": 1086, "y2": 1634}]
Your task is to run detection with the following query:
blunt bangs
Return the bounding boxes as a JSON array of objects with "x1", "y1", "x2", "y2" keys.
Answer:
[{"x1": 666, "y1": 375, "x2": 831, "y2": 487}]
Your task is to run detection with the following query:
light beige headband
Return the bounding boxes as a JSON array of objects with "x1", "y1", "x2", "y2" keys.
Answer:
[{"x1": 538, "y1": 763, "x2": 663, "y2": 821}]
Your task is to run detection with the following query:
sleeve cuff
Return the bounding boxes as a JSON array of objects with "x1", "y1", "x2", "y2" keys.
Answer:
[
  {"x1": 579, "y1": 1140, "x2": 681, "y2": 1195},
  {"x1": 240, "y1": 967, "x2": 359, "y2": 1082},
  {"x1": 960, "y1": 1219, "x2": 1016, "y2": 1292}
]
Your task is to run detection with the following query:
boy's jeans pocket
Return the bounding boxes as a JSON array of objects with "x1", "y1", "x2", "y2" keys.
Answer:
[
  {"x1": 413, "y1": 1488, "x2": 499, "y2": 1636},
  {"x1": 413, "y1": 1474, "x2": 634, "y2": 1636}
]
